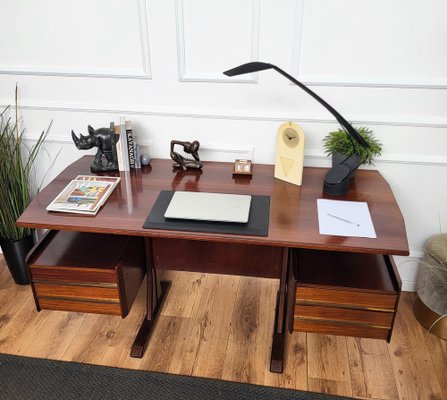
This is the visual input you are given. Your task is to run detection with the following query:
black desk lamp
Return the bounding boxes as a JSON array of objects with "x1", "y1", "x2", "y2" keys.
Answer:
[{"x1": 223, "y1": 62, "x2": 369, "y2": 196}]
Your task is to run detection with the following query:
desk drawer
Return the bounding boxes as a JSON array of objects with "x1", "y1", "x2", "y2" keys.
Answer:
[
  {"x1": 37, "y1": 299, "x2": 122, "y2": 316},
  {"x1": 30, "y1": 266, "x2": 117, "y2": 285},
  {"x1": 294, "y1": 304, "x2": 394, "y2": 327},
  {"x1": 27, "y1": 230, "x2": 145, "y2": 318},
  {"x1": 293, "y1": 320, "x2": 390, "y2": 340},
  {"x1": 296, "y1": 287, "x2": 397, "y2": 311},
  {"x1": 33, "y1": 282, "x2": 120, "y2": 302},
  {"x1": 293, "y1": 249, "x2": 401, "y2": 341}
]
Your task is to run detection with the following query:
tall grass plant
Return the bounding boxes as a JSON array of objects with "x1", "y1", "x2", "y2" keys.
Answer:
[{"x1": 0, "y1": 88, "x2": 51, "y2": 240}]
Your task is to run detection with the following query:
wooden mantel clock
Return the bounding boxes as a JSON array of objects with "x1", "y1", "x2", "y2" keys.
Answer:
[{"x1": 274, "y1": 121, "x2": 305, "y2": 185}]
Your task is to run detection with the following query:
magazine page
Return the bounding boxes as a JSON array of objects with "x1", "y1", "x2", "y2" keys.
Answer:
[
  {"x1": 75, "y1": 175, "x2": 120, "y2": 185},
  {"x1": 74, "y1": 175, "x2": 121, "y2": 207},
  {"x1": 46, "y1": 179, "x2": 115, "y2": 214}
]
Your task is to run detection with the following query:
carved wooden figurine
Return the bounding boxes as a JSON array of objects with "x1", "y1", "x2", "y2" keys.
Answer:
[{"x1": 170, "y1": 140, "x2": 203, "y2": 171}]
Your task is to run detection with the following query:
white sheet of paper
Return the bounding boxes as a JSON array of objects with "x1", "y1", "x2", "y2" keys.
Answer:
[{"x1": 317, "y1": 199, "x2": 377, "y2": 238}]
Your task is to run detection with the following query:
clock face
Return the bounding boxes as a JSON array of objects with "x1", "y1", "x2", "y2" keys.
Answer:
[{"x1": 282, "y1": 127, "x2": 299, "y2": 148}]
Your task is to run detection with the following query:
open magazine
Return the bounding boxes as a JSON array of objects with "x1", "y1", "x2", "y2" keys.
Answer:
[{"x1": 46, "y1": 175, "x2": 121, "y2": 215}]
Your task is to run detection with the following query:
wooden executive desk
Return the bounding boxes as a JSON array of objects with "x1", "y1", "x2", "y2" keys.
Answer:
[{"x1": 17, "y1": 156, "x2": 409, "y2": 372}]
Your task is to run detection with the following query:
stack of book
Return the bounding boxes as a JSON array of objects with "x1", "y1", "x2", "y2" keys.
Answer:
[
  {"x1": 114, "y1": 117, "x2": 142, "y2": 171},
  {"x1": 46, "y1": 175, "x2": 121, "y2": 215}
]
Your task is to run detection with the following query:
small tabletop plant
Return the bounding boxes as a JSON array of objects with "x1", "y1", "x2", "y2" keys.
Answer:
[{"x1": 323, "y1": 126, "x2": 382, "y2": 166}]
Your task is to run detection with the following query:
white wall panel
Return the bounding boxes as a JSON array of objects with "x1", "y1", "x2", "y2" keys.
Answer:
[
  {"x1": 176, "y1": 0, "x2": 259, "y2": 81},
  {"x1": 0, "y1": 0, "x2": 151, "y2": 79},
  {"x1": 297, "y1": 0, "x2": 447, "y2": 88}
]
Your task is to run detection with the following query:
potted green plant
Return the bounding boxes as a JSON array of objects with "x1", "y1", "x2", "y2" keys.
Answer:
[
  {"x1": 0, "y1": 88, "x2": 51, "y2": 284},
  {"x1": 413, "y1": 234, "x2": 447, "y2": 339},
  {"x1": 323, "y1": 126, "x2": 383, "y2": 166}
]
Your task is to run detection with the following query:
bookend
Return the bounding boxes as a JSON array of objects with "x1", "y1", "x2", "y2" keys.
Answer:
[{"x1": 71, "y1": 123, "x2": 119, "y2": 172}]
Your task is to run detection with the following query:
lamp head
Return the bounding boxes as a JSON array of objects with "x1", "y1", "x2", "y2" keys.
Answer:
[{"x1": 223, "y1": 62, "x2": 273, "y2": 77}]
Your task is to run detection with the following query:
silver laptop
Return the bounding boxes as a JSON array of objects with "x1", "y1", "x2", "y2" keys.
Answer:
[{"x1": 164, "y1": 191, "x2": 252, "y2": 223}]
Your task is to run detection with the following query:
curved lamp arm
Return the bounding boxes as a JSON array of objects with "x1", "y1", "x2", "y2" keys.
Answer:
[
  {"x1": 223, "y1": 62, "x2": 370, "y2": 195},
  {"x1": 223, "y1": 62, "x2": 369, "y2": 149}
]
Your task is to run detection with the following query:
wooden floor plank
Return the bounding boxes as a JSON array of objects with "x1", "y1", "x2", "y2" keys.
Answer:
[
  {"x1": 0, "y1": 259, "x2": 446, "y2": 400},
  {"x1": 388, "y1": 294, "x2": 444, "y2": 400},
  {"x1": 346, "y1": 337, "x2": 399, "y2": 400},
  {"x1": 264, "y1": 330, "x2": 308, "y2": 391},
  {"x1": 0, "y1": 295, "x2": 44, "y2": 352},
  {"x1": 158, "y1": 270, "x2": 206, "y2": 319},
  {"x1": 23, "y1": 311, "x2": 86, "y2": 360},
  {"x1": 100, "y1": 281, "x2": 147, "y2": 370},
  {"x1": 221, "y1": 277, "x2": 277, "y2": 385},
  {"x1": 425, "y1": 328, "x2": 447, "y2": 400},
  {"x1": 0, "y1": 288, "x2": 30, "y2": 331},
  {"x1": 307, "y1": 333, "x2": 353, "y2": 397},
  {"x1": 139, "y1": 314, "x2": 185, "y2": 372},
  {"x1": 141, "y1": 273, "x2": 239, "y2": 378},
  {"x1": 61, "y1": 313, "x2": 121, "y2": 364},
  {"x1": 188, "y1": 274, "x2": 239, "y2": 379}
]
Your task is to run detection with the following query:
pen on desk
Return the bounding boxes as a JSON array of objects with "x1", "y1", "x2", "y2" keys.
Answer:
[{"x1": 326, "y1": 213, "x2": 360, "y2": 227}]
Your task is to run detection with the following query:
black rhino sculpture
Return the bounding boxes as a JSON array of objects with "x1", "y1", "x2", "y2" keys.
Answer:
[{"x1": 71, "y1": 124, "x2": 118, "y2": 172}]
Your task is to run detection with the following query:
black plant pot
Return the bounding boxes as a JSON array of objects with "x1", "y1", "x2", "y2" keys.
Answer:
[{"x1": 0, "y1": 233, "x2": 36, "y2": 285}]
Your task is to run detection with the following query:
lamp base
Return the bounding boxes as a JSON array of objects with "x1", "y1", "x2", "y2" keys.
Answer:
[
  {"x1": 323, "y1": 166, "x2": 351, "y2": 196},
  {"x1": 323, "y1": 154, "x2": 362, "y2": 196}
]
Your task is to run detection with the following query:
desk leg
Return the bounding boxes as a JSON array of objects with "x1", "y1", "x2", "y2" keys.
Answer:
[
  {"x1": 130, "y1": 238, "x2": 171, "y2": 358},
  {"x1": 270, "y1": 247, "x2": 290, "y2": 373}
]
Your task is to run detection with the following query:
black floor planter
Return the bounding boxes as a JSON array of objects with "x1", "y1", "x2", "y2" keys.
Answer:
[{"x1": 0, "y1": 233, "x2": 35, "y2": 285}]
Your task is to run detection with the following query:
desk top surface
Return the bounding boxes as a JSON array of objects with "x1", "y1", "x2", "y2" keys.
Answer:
[{"x1": 17, "y1": 156, "x2": 409, "y2": 255}]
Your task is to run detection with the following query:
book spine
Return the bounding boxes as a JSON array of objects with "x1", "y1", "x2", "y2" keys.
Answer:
[
  {"x1": 120, "y1": 116, "x2": 130, "y2": 171},
  {"x1": 126, "y1": 120, "x2": 135, "y2": 169},
  {"x1": 134, "y1": 143, "x2": 141, "y2": 168},
  {"x1": 114, "y1": 123, "x2": 124, "y2": 171}
]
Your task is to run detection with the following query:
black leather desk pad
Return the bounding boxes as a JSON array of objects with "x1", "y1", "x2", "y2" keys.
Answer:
[{"x1": 143, "y1": 190, "x2": 269, "y2": 237}]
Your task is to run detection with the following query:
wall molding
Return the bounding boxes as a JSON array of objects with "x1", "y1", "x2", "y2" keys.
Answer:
[
  {"x1": 0, "y1": 0, "x2": 152, "y2": 80},
  {"x1": 175, "y1": 0, "x2": 260, "y2": 83},
  {"x1": 21, "y1": 131, "x2": 447, "y2": 167},
  {"x1": 304, "y1": 150, "x2": 447, "y2": 167},
  {"x1": 199, "y1": 143, "x2": 254, "y2": 162},
  {"x1": 5, "y1": 99, "x2": 447, "y2": 129},
  {"x1": 297, "y1": 76, "x2": 447, "y2": 90},
  {"x1": 5, "y1": 100, "x2": 447, "y2": 166}
]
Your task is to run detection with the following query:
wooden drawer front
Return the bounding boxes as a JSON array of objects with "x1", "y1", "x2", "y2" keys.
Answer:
[
  {"x1": 293, "y1": 319, "x2": 390, "y2": 341},
  {"x1": 27, "y1": 231, "x2": 146, "y2": 318},
  {"x1": 34, "y1": 283, "x2": 119, "y2": 303},
  {"x1": 30, "y1": 265, "x2": 117, "y2": 285},
  {"x1": 38, "y1": 298, "x2": 121, "y2": 316},
  {"x1": 296, "y1": 286, "x2": 397, "y2": 311},
  {"x1": 295, "y1": 304, "x2": 394, "y2": 329}
]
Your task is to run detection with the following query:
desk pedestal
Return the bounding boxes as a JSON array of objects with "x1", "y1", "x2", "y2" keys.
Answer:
[{"x1": 291, "y1": 249, "x2": 401, "y2": 342}]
